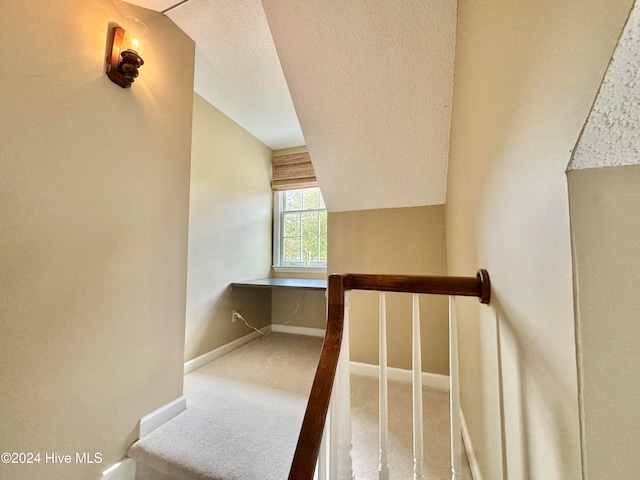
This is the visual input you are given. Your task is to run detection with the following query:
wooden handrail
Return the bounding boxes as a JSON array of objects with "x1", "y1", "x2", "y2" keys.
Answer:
[{"x1": 287, "y1": 270, "x2": 490, "y2": 480}]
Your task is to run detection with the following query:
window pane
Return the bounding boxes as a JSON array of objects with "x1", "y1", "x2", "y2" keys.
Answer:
[
  {"x1": 319, "y1": 211, "x2": 327, "y2": 235},
  {"x1": 276, "y1": 187, "x2": 328, "y2": 268},
  {"x1": 302, "y1": 237, "x2": 319, "y2": 262},
  {"x1": 285, "y1": 190, "x2": 303, "y2": 211},
  {"x1": 283, "y1": 212, "x2": 301, "y2": 236},
  {"x1": 319, "y1": 236, "x2": 327, "y2": 262},
  {"x1": 303, "y1": 188, "x2": 321, "y2": 210},
  {"x1": 283, "y1": 237, "x2": 301, "y2": 262},
  {"x1": 302, "y1": 211, "x2": 319, "y2": 237}
]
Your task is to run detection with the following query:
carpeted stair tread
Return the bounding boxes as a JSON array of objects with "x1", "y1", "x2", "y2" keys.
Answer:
[{"x1": 128, "y1": 378, "x2": 307, "y2": 480}]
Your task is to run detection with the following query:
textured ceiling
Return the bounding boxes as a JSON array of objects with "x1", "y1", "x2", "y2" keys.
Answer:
[
  {"x1": 261, "y1": 0, "x2": 457, "y2": 212},
  {"x1": 569, "y1": 1, "x2": 640, "y2": 170},
  {"x1": 168, "y1": 0, "x2": 304, "y2": 150},
  {"x1": 121, "y1": 0, "x2": 177, "y2": 11},
  {"x1": 124, "y1": 0, "x2": 304, "y2": 150},
  {"x1": 123, "y1": 0, "x2": 457, "y2": 212}
]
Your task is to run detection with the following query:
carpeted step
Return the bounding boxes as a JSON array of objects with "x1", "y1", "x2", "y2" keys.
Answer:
[{"x1": 128, "y1": 378, "x2": 306, "y2": 480}]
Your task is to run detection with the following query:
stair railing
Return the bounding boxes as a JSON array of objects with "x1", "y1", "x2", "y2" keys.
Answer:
[{"x1": 288, "y1": 270, "x2": 491, "y2": 480}]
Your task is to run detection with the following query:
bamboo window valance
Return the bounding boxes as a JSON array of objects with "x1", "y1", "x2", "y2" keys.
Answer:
[{"x1": 272, "y1": 151, "x2": 318, "y2": 191}]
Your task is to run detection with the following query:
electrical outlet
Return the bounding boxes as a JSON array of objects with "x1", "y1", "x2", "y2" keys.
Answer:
[{"x1": 232, "y1": 310, "x2": 238, "y2": 322}]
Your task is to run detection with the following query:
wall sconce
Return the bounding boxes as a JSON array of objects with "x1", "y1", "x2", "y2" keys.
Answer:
[{"x1": 106, "y1": 17, "x2": 148, "y2": 88}]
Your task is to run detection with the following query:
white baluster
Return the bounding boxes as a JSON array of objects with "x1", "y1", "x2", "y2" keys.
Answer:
[
  {"x1": 449, "y1": 296, "x2": 462, "y2": 479},
  {"x1": 412, "y1": 294, "x2": 425, "y2": 480},
  {"x1": 329, "y1": 386, "x2": 338, "y2": 479},
  {"x1": 379, "y1": 292, "x2": 390, "y2": 480},
  {"x1": 316, "y1": 415, "x2": 327, "y2": 480},
  {"x1": 330, "y1": 291, "x2": 355, "y2": 480}
]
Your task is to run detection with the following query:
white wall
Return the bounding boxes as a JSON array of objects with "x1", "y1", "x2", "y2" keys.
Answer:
[
  {"x1": 446, "y1": 0, "x2": 633, "y2": 478},
  {"x1": 0, "y1": 1, "x2": 195, "y2": 479}
]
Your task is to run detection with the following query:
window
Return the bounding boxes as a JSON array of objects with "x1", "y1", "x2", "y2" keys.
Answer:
[{"x1": 273, "y1": 187, "x2": 327, "y2": 271}]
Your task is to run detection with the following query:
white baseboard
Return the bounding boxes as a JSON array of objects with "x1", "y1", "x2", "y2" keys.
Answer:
[
  {"x1": 349, "y1": 361, "x2": 450, "y2": 391},
  {"x1": 183, "y1": 324, "x2": 323, "y2": 377},
  {"x1": 138, "y1": 396, "x2": 186, "y2": 439},
  {"x1": 460, "y1": 408, "x2": 483, "y2": 480},
  {"x1": 102, "y1": 458, "x2": 136, "y2": 480},
  {"x1": 183, "y1": 326, "x2": 272, "y2": 375},
  {"x1": 270, "y1": 324, "x2": 326, "y2": 337}
]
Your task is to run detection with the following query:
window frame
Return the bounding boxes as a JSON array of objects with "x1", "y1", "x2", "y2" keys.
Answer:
[{"x1": 272, "y1": 188, "x2": 327, "y2": 273}]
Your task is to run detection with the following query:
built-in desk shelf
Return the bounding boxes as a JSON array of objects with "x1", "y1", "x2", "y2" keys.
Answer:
[{"x1": 230, "y1": 277, "x2": 327, "y2": 291}]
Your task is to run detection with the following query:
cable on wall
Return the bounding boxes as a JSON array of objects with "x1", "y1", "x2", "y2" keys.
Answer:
[{"x1": 162, "y1": 0, "x2": 192, "y2": 14}]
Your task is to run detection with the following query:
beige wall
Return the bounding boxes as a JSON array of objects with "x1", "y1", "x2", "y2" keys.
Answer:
[
  {"x1": 271, "y1": 288, "x2": 327, "y2": 329},
  {"x1": 185, "y1": 94, "x2": 273, "y2": 361},
  {"x1": 566, "y1": 6, "x2": 640, "y2": 475},
  {"x1": 0, "y1": 1, "x2": 195, "y2": 479},
  {"x1": 446, "y1": 1, "x2": 633, "y2": 479},
  {"x1": 568, "y1": 165, "x2": 640, "y2": 479},
  {"x1": 328, "y1": 206, "x2": 449, "y2": 375},
  {"x1": 270, "y1": 266, "x2": 327, "y2": 330}
]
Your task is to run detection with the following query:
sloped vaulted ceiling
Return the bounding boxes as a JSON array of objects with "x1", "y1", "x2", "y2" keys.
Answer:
[
  {"x1": 261, "y1": 0, "x2": 457, "y2": 212},
  {"x1": 122, "y1": 0, "x2": 457, "y2": 213},
  {"x1": 168, "y1": 0, "x2": 306, "y2": 150}
]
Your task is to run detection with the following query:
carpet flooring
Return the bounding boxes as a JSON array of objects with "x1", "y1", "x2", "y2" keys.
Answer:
[{"x1": 128, "y1": 333, "x2": 473, "y2": 479}]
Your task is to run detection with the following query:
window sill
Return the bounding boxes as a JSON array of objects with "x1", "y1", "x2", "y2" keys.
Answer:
[{"x1": 272, "y1": 265, "x2": 327, "y2": 274}]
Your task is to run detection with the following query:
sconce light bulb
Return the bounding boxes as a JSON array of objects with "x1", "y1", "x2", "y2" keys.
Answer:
[{"x1": 122, "y1": 16, "x2": 148, "y2": 55}]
